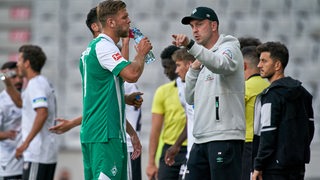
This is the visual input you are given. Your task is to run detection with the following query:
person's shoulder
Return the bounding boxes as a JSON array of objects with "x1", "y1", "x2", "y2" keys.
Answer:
[
  {"x1": 29, "y1": 75, "x2": 52, "y2": 89},
  {"x1": 154, "y1": 81, "x2": 175, "y2": 95},
  {"x1": 0, "y1": 90, "x2": 5, "y2": 98},
  {"x1": 97, "y1": 34, "x2": 115, "y2": 44},
  {"x1": 246, "y1": 77, "x2": 269, "y2": 95},
  {"x1": 0, "y1": 90, "x2": 14, "y2": 108},
  {"x1": 247, "y1": 76, "x2": 269, "y2": 86},
  {"x1": 158, "y1": 81, "x2": 175, "y2": 89},
  {"x1": 220, "y1": 34, "x2": 238, "y2": 43},
  {"x1": 95, "y1": 37, "x2": 118, "y2": 54},
  {"x1": 87, "y1": 35, "x2": 103, "y2": 46},
  {"x1": 0, "y1": 91, "x2": 8, "y2": 104},
  {"x1": 30, "y1": 75, "x2": 48, "y2": 83},
  {"x1": 219, "y1": 34, "x2": 241, "y2": 49}
]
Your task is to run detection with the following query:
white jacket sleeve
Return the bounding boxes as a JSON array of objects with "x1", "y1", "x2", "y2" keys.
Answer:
[
  {"x1": 188, "y1": 43, "x2": 240, "y2": 75},
  {"x1": 185, "y1": 67, "x2": 200, "y2": 105}
]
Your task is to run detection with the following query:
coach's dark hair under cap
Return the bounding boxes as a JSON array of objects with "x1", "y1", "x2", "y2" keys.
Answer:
[{"x1": 181, "y1": 7, "x2": 219, "y2": 25}]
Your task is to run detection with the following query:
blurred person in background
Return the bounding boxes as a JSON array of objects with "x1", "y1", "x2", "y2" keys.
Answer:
[
  {"x1": 0, "y1": 61, "x2": 23, "y2": 180},
  {"x1": 164, "y1": 48, "x2": 195, "y2": 180},
  {"x1": 124, "y1": 82, "x2": 143, "y2": 180},
  {"x1": 3, "y1": 45, "x2": 58, "y2": 180},
  {"x1": 172, "y1": 6, "x2": 245, "y2": 179},
  {"x1": 79, "y1": 0, "x2": 152, "y2": 179},
  {"x1": 252, "y1": 42, "x2": 314, "y2": 180},
  {"x1": 239, "y1": 37, "x2": 262, "y2": 49},
  {"x1": 146, "y1": 45, "x2": 187, "y2": 180},
  {"x1": 239, "y1": 39, "x2": 270, "y2": 180}
]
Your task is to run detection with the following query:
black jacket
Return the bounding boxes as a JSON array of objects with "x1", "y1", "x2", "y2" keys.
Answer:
[{"x1": 254, "y1": 77, "x2": 314, "y2": 173}]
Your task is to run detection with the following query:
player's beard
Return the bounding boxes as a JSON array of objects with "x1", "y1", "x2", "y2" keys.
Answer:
[
  {"x1": 116, "y1": 26, "x2": 129, "y2": 38},
  {"x1": 260, "y1": 70, "x2": 274, "y2": 80},
  {"x1": 15, "y1": 82, "x2": 23, "y2": 92}
]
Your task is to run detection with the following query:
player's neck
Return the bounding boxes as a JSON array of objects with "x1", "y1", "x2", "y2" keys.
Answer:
[
  {"x1": 26, "y1": 70, "x2": 39, "y2": 80},
  {"x1": 102, "y1": 29, "x2": 120, "y2": 44}
]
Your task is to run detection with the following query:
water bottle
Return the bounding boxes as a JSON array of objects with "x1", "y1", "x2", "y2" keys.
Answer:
[
  {"x1": 0, "y1": 70, "x2": 16, "y2": 80},
  {"x1": 130, "y1": 27, "x2": 155, "y2": 64}
]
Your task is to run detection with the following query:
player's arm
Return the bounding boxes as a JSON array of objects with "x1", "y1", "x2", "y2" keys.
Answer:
[
  {"x1": 49, "y1": 116, "x2": 82, "y2": 134},
  {"x1": 2, "y1": 75, "x2": 22, "y2": 107},
  {"x1": 0, "y1": 111, "x2": 17, "y2": 140},
  {"x1": 165, "y1": 121, "x2": 187, "y2": 166},
  {"x1": 0, "y1": 130, "x2": 17, "y2": 140},
  {"x1": 16, "y1": 107, "x2": 47, "y2": 158},
  {"x1": 49, "y1": 91, "x2": 144, "y2": 135},
  {"x1": 146, "y1": 113, "x2": 163, "y2": 180},
  {"x1": 120, "y1": 37, "x2": 130, "y2": 60},
  {"x1": 119, "y1": 37, "x2": 152, "y2": 83},
  {"x1": 126, "y1": 120, "x2": 141, "y2": 160},
  {"x1": 254, "y1": 94, "x2": 280, "y2": 172}
]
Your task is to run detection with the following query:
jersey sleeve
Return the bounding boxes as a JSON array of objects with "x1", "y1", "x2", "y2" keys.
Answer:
[
  {"x1": 28, "y1": 80, "x2": 48, "y2": 109},
  {"x1": 254, "y1": 92, "x2": 281, "y2": 170},
  {"x1": 95, "y1": 40, "x2": 131, "y2": 76},
  {"x1": 124, "y1": 82, "x2": 138, "y2": 94}
]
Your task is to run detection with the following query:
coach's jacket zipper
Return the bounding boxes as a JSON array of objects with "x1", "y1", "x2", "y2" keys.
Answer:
[{"x1": 215, "y1": 96, "x2": 220, "y2": 121}]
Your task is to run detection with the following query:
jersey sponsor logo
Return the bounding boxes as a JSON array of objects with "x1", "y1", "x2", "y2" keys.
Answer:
[
  {"x1": 222, "y1": 49, "x2": 233, "y2": 60},
  {"x1": 205, "y1": 74, "x2": 214, "y2": 81},
  {"x1": 32, "y1": 97, "x2": 47, "y2": 103},
  {"x1": 112, "y1": 52, "x2": 122, "y2": 61}
]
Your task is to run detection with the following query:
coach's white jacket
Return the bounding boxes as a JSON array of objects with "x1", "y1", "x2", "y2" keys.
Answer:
[{"x1": 185, "y1": 34, "x2": 245, "y2": 144}]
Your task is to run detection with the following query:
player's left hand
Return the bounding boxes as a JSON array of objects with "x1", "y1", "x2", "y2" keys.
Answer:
[{"x1": 130, "y1": 134, "x2": 142, "y2": 160}]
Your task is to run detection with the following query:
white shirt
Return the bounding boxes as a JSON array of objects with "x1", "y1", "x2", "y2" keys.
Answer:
[
  {"x1": 177, "y1": 77, "x2": 194, "y2": 159},
  {"x1": 21, "y1": 75, "x2": 58, "y2": 163},
  {"x1": 124, "y1": 82, "x2": 141, "y2": 152},
  {"x1": 185, "y1": 103, "x2": 194, "y2": 159},
  {"x1": 0, "y1": 90, "x2": 23, "y2": 176}
]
